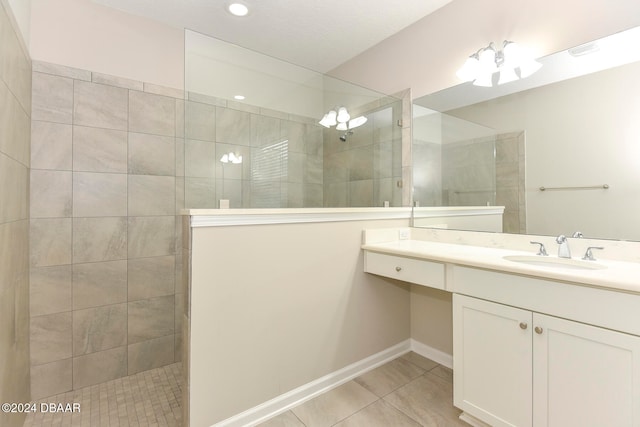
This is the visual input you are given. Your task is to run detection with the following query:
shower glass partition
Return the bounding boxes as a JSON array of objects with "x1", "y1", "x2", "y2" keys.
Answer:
[{"x1": 183, "y1": 30, "x2": 404, "y2": 209}]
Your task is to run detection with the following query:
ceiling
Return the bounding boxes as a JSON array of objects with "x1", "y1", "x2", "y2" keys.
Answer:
[{"x1": 91, "y1": 0, "x2": 453, "y2": 73}]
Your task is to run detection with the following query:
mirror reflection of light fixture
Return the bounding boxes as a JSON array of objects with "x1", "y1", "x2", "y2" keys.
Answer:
[
  {"x1": 457, "y1": 40, "x2": 542, "y2": 87},
  {"x1": 220, "y1": 152, "x2": 242, "y2": 164},
  {"x1": 318, "y1": 106, "x2": 367, "y2": 134}
]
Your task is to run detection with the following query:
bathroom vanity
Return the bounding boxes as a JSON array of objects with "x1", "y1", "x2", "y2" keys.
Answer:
[{"x1": 362, "y1": 228, "x2": 640, "y2": 427}]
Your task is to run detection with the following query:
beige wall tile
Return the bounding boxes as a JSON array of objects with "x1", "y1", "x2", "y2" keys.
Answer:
[
  {"x1": 30, "y1": 218, "x2": 72, "y2": 267},
  {"x1": 128, "y1": 132, "x2": 175, "y2": 175},
  {"x1": 72, "y1": 217, "x2": 127, "y2": 263},
  {"x1": 32, "y1": 61, "x2": 91, "y2": 81},
  {"x1": 0, "y1": 81, "x2": 31, "y2": 166},
  {"x1": 74, "y1": 80, "x2": 128, "y2": 130},
  {"x1": 72, "y1": 172, "x2": 127, "y2": 217},
  {"x1": 127, "y1": 335, "x2": 175, "y2": 375},
  {"x1": 185, "y1": 140, "x2": 216, "y2": 178},
  {"x1": 73, "y1": 303, "x2": 128, "y2": 356},
  {"x1": 30, "y1": 358, "x2": 73, "y2": 400},
  {"x1": 0, "y1": 152, "x2": 28, "y2": 222},
  {"x1": 129, "y1": 91, "x2": 175, "y2": 136},
  {"x1": 128, "y1": 175, "x2": 175, "y2": 216},
  {"x1": 143, "y1": 82, "x2": 184, "y2": 99},
  {"x1": 175, "y1": 99, "x2": 185, "y2": 139},
  {"x1": 31, "y1": 72, "x2": 73, "y2": 124},
  {"x1": 128, "y1": 295, "x2": 175, "y2": 344},
  {"x1": 92, "y1": 72, "x2": 143, "y2": 91},
  {"x1": 216, "y1": 107, "x2": 251, "y2": 145},
  {"x1": 128, "y1": 255, "x2": 175, "y2": 301},
  {"x1": 31, "y1": 121, "x2": 72, "y2": 170},
  {"x1": 72, "y1": 346, "x2": 127, "y2": 389},
  {"x1": 30, "y1": 170, "x2": 72, "y2": 218},
  {"x1": 72, "y1": 260, "x2": 127, "y2": 310},
  {"x1": 128, "y1": 216, "x2": 175, "y2": 258},
  {"x1": 73, "y1": 126, "x2": 128, "y2": 173},
  {"x1": 30, "y1": 265, "x2": 72, "y2": 316},
  {"x1": 185, "y1": 101, "x2": 216, "y2": 142},
  {"x1": 30, "y1": 312, "x2": 72, "y2": 365}
]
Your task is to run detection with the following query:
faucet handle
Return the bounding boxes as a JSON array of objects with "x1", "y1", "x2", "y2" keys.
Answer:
[
  {"x1": 555, "y1": 234, "x2": 567, "y2": 244},
  {"x1": 530, "y1": 241, "x2": 548, "y2": 256},
  {"x1": 572, "y1": 231, "x2": 584, "y2": 238},
  {"x1": 582, "y1": 246, "x2": 604, "y2": 261}
]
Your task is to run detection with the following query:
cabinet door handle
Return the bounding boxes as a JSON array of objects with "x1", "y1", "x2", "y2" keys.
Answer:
[
  {"x1": 519, "y1": 322, "x2": 528, "y2": 330},
  {"x1": 534, "y1": 326, "x2": 543, "y2": 334},
  {"x1": 395, "y1": 266, "x2": 402, "y2": 272}
]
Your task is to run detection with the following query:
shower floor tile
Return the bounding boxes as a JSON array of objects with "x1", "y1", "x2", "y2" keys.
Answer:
[{"x1": 24, "y1": 362, "x2": 182, "y2": 427}]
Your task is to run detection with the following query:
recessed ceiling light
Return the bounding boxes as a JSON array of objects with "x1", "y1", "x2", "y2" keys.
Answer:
[
  {"x1": 234, "y1": 95, "x2": 245, "y2": 100},
  {"x1": 228, "y1": 3, "x2": 249, "y2": 17}
]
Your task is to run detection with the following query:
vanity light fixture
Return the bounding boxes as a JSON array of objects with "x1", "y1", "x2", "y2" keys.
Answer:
[
  {"x1": 234, "y1": 95, "x2": 246, "y2": 100},
  {"x1": 318, "y1": 106, "x2": 367, "y2": 133},
  {"x1": 227, "y1": 2, "x2": 249, "y2": 17},
  {"x1": 457, "y1": 41, "x2": 542, "y2": 87}
]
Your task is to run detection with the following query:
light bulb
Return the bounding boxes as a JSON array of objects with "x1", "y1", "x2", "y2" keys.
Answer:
[
  {"x1": 519, "y1": 58, "x2": 542, "y2": 78},
  {"x1": 456, "y1": 54, "x2": 480, "y2": 82},
  {"x1": 336, "y1": 122, "x2": 348, "y2": 131},
  {"x1": 318, "y1": 113, "x2": 332, "y2": 128},
  {"x1": 348, "y1": 116, "x2": 367, "y2": 129},
  {"x1": 228, "y1": 3, "x2": 249, "y2": 16},
  {"x1": 478, "y1": 46, "x2": 498, "y2": 74},
  {"x1": 502, "y1": 41, "x2": 521, "y2": 68},
  {"x1": 326, "y1": 110, "x2": 337, "y2": 126},
  {"x1": 336, "y1": 107, "x2": 350, "y2": 123},
  {"x1": 220, "y1": 154, "x2": 229, "y2": 163},
  {"x1": 498, "y1": 67, "x2": 519, "y2": 85},
  {"x1": 473, "y1": 73, "x2": 493, "y2": 87}
]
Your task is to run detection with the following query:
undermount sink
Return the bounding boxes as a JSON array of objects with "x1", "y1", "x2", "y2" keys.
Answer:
[{"x1": 503, "y1": 255, "x2": 607, "y2": 270}]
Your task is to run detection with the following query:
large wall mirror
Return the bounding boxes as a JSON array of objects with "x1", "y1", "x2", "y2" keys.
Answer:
[{"x1": 413, "y1": 26, "x2": 640, "y2": 241}]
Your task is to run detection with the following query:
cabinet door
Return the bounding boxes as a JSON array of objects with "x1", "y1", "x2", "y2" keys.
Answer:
[
  {"x1": 454, "y1": 294, "x2": 533, "y2": 427},
  {"x1": 533, "y1": 313, "x2": 640, "y2": 427}
]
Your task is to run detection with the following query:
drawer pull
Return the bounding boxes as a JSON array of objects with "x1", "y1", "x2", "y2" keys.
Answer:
[
  {"x1": 519, "y1": 322, "x2": 528, "y2": 330},
  {"x1": 535, "y1": 326, "x2": 543, "y2": 335},
  {"x1": 395, "y1": 266, "x2": 402, "y2": 272}
]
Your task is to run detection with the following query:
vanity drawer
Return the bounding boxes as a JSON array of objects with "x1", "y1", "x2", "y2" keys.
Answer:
[{"x1": 364, "y1": 251, "x2": 445, "y2": 289}]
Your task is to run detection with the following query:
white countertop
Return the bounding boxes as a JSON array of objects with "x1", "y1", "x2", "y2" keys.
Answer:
[{"x1": 362, "y1": 239, "x2": 640, "y2": 294}]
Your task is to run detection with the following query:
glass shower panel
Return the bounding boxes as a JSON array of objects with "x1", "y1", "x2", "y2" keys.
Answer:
[
  {"x1": 412, "y1": 106, "x2": 498, "y2": 207},
  {"x1": 183, "y1": 29, "x2": 402, "y2": 209}
]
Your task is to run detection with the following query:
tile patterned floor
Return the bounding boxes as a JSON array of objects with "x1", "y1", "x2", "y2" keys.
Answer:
[
  {"x1": 23, "y1": 363, "x2": 182, "y2": 427},
  {"x1": 258, "y1": 352, "x2": 467, "y2": 427},
  {"x1": 23, "y1": 352, "x2": 463, "y2": 427}
]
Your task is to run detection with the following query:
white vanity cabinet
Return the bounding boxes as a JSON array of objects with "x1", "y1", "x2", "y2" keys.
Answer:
[{"x1": 454, "y1": 293, "x2": 640, "y2": 427}]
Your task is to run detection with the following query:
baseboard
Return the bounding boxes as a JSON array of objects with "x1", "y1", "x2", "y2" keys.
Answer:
[
  {"x1": 212, "y1": 339, "x2": 412, "y2": 427},
  {"x1": 410, "y1": 338, "x2": 453, "y2": 369}
]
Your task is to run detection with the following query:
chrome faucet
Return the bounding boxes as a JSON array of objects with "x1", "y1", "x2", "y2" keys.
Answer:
[{"x1": 556, "y1": 235, "x2": 571, "y2": 258}]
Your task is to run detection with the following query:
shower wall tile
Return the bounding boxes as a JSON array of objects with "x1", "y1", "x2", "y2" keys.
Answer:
[
  {"x1": 304, "y1": 184, "x2": 323, "y2": 207},
  {"x1": 185, "y1": 139, "x2": 216, "y2": 178},
  {"x1": 349, "y1": 146, "x2": 374, "y2": 181},
  {"x1": 282, "y1": 120, "x2": 306, "y2": 153},
  {"x1": 30, "y1": 312, "x2": 72, "y2": 365},
  {"x1": 0, "y1": 81, "x2": 30, "y2": 165},
  {"x1": 72, "y1": 217, "x2": 128, "y2": 263},
  {"x1": 306, "y1": 156, "x2": 323, "y2": 185},
  {"x1": 215, "y1": 143, "x2": 249, "y2": 180},
  {"x1": 128, "y1": 175, "x2": 175, "y2": 216},
  {"x1": 30, "y1": 265, "x2": 72, "y2": 316},
  {"x1": 31, "y1": 72, "x2": 73, "y2": 123},
  {"x1": 286, "y1": 183, "x2": 304, "y2": 208},
  {"x1": 143, "y1": 82, "x2": 184, "y2": 99},
  {"x1": 128, "y1": 335, "x2": 175, "y2": 375},
  {"x1": 287, "y1": 151, "x2": 305, "y2": 183},
  {"x1": 175, "y1": 99, "x2": 185, "y2": 139},
  {"x1": 72, "y1": 345, "x2": 127, "y2": 389},
  {"x1": 129, "y1": 90, "x2": 176, "y2": 136},
  {"x1": 72, "y1": 172, "x2": 127, "y2": 217},
  {"x1": 30, "y1": 218, "x2": 72, "y2": 267},
  {"x1": 216, "y1": 107, "x2": 251, "y2": 145},
  {"x1": 185, "y1": 101, "x2": 216, "y2": 142},
  {"x1": 92, "y1": 72, "x2": 143, "y2": 91},
  {"x1": 184, "y1": 177, "x2": 216, "y2": 209},
  {"x1": 30, "y1": 359, "x2": 73, "y2": 400},
  {"x1": 128, "y1": 132, "x2": 175, "y2": 175},
  {"x1": 128, "y1": 216, "x2": 175, "y2": 258},
  {"x1": 31, "y1": 121, "x2": 72, "y2": 170},
  {"x1": 349, "y1": 180, "x2": 374, "y2": 207},
  {"x1": 0, "y1": 152, "x2": 28, "y2": 222},
  {"x1": 73, "y1": 80, "x2": 128, "y2": 130},
  {"x1": 128, "y1": 295, "x2": 175, "y2": 344},
  {"x1": 73, "y1": 303, "x2": 128, "y2": 356},
  {"x1": 324, "y1": 183, "x2": 347, "y2": 207},
  {"x1": 33, "y1": 60, "x2": 91, "y2": 81},
  {"x1": 72, "y1": 260, "x2": 128, "y2": 310},
  {"x1": 251, "y1": 114, "x2": 280, "y2": 147},
  {"x1": 175, "y1": 138, "x2": 185, "y2": 178},
  {"x1": 227, "y1": 99, "x2": 260, "y2": 114},
  {"x1": 73, "y1": 126, "x2": 128, "y2": 173},
  {"x1": 128, "y1": 255, "x2": 175, "y2": 301}
]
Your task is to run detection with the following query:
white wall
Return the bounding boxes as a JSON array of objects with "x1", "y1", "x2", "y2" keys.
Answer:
[
  {"x1": 329, "y1": 0, "x2": 640, "y2": 98},
  {"x1": 4, "y1": 0, "x2": 29, "y2": 47},
  {"x1": 449, "y1": 61, "x2": 640, "y2": 240},
  {"x1": 30, "y1": 0, "x2": 183, "y2": 89}
]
